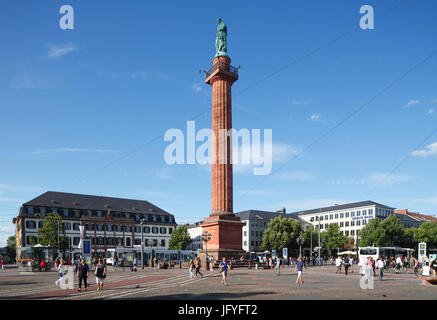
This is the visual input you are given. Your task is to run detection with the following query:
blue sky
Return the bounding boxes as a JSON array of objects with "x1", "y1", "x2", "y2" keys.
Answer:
[{"x1": 1, "y1": 0, "x2": 437, "y2": 246}]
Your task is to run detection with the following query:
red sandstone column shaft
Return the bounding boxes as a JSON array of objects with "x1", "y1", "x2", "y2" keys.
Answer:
[{"x1": 209, "y1": 56, "x2": 234, "y2": 216}]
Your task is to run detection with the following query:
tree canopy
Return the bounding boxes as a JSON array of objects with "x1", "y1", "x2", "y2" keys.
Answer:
[
  {"x1": 38, "y1": 212, "x2": 69, "y2": 253},
  {"x1": 168, "y1": 225, "x2": 192, "y2": 250},
  {"x1": 6, "y1": 235, "x2": 16, "y2": 258},
  {"x1": 321, "y1": 223, "x2": 347, "y2": 255},
  {"x1": 260, "y1": 216, "x2": 303, "y2": 252}
]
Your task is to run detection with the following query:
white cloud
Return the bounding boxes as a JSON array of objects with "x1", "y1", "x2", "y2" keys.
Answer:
[
  {"x1": 278, "y1": 199, "x2": 351, "y2": 212},
  {"x1": 309, "y1": 114, "x2": 320, "y2": 121},
  {"x1": 427, "y1": 108, "x2": 434, "y2": 115},
  {"x1": 10, "y1": 72, "x2": 50, "y2": 89},
  {"x1": 411, "y1": 142, "x2": 437, "y2": 158},
  {"x1": 30, "y1": 148, "x2": 115, "y2": 155},
  {"x1": 47, "y1": 44, "x2": 79, "y2": 59},
  {"x1": 366, "y1": 172, "x2": 411, "y2": 187},
  {"x1": 130, "y1": 71, "x2": 149, "y2": 79},
  {"x1": 404, "y1": 99, "x2": 420, "y2": 108},
  {"x1": 287, "y1": 98, "x2": 312, "y2": 106},
  {"x1": 328, "y1": 172, "x2": 411, "y2": 187},
  {"x1": 274, "y1": 170, "x2": 314, "y2": 182}
]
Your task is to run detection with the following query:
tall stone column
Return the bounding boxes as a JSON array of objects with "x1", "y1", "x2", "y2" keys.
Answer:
[{"x1": 200, "y1": 55, "x2": 245, "y2": 262}]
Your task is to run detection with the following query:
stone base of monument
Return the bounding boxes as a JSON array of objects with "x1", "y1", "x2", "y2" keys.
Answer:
[{"x1": 199, "y1": 214, "x2": 246, "y2": 262}]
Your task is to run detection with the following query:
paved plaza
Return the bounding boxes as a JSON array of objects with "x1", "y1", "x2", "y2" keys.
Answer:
[{"x1": 0, "y1": 265, "x2": 436, "y2": 300}]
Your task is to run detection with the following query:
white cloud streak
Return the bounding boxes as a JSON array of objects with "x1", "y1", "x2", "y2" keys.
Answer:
[
  {"x1": 47, "y1": 44, "x2": 79, "y2": 59},
  {"x1": 411, "y1": 142, "x2": 437, "y2": 157}
]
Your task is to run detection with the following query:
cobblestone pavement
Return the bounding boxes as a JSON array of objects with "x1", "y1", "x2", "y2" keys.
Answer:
[{"x1": 0, "y1": 265, "x2": 436, "y2": 300}]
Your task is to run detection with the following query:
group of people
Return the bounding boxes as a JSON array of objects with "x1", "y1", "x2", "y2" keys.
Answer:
[
  {"x1": 54, "y1": 257, "x2": 107, "y2": 292},
  {"x1": 335, "y1": 256, "x2": 354, "y2": 275}
]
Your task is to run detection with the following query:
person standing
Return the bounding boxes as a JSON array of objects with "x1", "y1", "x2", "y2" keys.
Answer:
[
  {"x1": 219, "y1": 257, "x2": 230, "y2": 286},
  {"x1": 335, "y1": 256, "x2": 343, "y2": 274},
  {"x1": 294, "y1": 257, "x2": 306, "y2": 285},
  {"x1": 376, "y1": 257, "x2": 385, "y2": 281},
  {"x1": 77, "y1": 258, "x2": 90, "y2": 292},
  {"x1": 395, "y1": 256, "x2": 403, "y2": 274},
  {"x1": 95, "y1": 258, "x2": 107, "y2": 291},
  {"x1": 275, "y1": 256, "x2": 281, "y2": 276},
  {"x1": 344, "y1": 256, "x2": 350, "y2": 275},
  {"x1": 133, "y1": 256, "x2": 137, "y2": 272},
  {"x1": 153, "y1": 257, "x2": 158, "y2": 271},
  {"x1": 55, "y1": 259, "x2": 65, "y2": 286},
  {"x1": 1, "y1": 258, "x2": 4, "y2": 270}
]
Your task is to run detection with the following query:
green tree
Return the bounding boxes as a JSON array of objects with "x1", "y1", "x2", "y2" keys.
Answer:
[
  {"x1": 303, "y1": 225, "x2": 318, "y2": 249},
  {"x1": 260, "y1": 217, "x2": 303, "y2": 252},
  {"x1": 405, "y1": 222, "x2": 437, "y2": 247},
  {"x1": 359, "y1": 218, "x2": 387, "y2": 247},
  {"x1": 6, "y1": 235, "x2": 16, "y2": 259},
  {"x1": 29, "y1": 236, "x2": 38, "y2": 246},
  {"x1": 168, "y1": 225, "x2": 192, "y2": 250},
  {"x1": 38, "y1": 212, "x2": 68, "y2": 254},
  {"x1": 321, "y1": 224, "x2": 347, "y2": 255},
  {"x1": 379, "y1": 215, "x2": 404, "y2": 247}
]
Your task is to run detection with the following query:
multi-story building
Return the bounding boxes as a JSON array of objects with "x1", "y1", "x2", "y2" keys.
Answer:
[
  {"x1": 186, "y1": 221, "x2": 204, "y2": 251},
  {"x1": 294, "y1": 201, "x2": 395, "y2": 240},
  {"x1": 12, "y1": 191, "x2": 177, "y2": 260},
  {"x1": 235, "y1": 208, "x2": 309, "y2": 253},
  {"x1": 394, "y1": 209, "x2": 437, "y2": 228}
]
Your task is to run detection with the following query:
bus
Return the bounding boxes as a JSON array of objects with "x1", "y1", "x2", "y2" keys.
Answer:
[
  {"x1": 106, "y1": 247, "x2": 197, "y2": 266},
  {"x1": 358, "y1": 247, "x2": 414, "y2": 269}
]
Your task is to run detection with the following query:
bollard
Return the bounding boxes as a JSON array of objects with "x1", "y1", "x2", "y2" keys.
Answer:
[
  {"x1": 255, "y1": 263, "x2": 258, "y2": 270},
  {"x1": 179, "y1": 261, "x2": 182, "y2": 269},
  {"x1": 248, "y1": 260, "x2": 251, "y2": 269}
]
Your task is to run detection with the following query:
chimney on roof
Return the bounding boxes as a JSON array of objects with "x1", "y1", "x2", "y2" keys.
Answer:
[{"x1": 276, "y1": 208, "x2": 286, "y2": 214}]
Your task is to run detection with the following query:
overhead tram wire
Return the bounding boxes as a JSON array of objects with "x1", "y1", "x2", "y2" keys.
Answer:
[
  {"x1": 60, "y1": 0, "x2": 411, "y2": 192},
  {"x1": 365, "y1": 125, "x2": 437, "y2": 198},
  {"x1": 238, "y1": 49, "x2": 437, "y2": 201}
]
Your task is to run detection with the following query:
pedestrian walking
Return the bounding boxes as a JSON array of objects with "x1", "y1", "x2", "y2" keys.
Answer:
[
  {"x1": 344, "y1": 256, "x2": 350, "y2": 275},
  {"x1": 365, "y1": 257, "x2": 373, "y2": 281},
  {"x1": 153, "y1": 257, "x2": 158, "y2": 271},
  {"x1": 55, "y1": 258, "x2": 65, "y2": 286},
  {"x1": 194, "y1": 257, "x2": 203, "y2": 278},
  {"x1": 133, "y1": 257, "x2": 137, "y2": 272},
  {"x1": 121, "y1": 257, "x2": 125, "y2": 272},
  {"x1": 1, "y1": 258, "x2": 5, "y2": 270},
  {"x1": 335, "y1": 256, "x2": 343, "y2": 274},
  {"x1": 349, "y1": 256, "x2": 354, "y2": 273},
  {"x1": 219, "y1": 257, "x2": 230, "y2": 286},
  {"x1": 275, "y1": 256, "x2": 281, "y2": 276},
  {"x1": 395, "y1": 256, "x2": 403, "y2": 274},
  {"x1": 430, "y1": 257, "x2": 437, "y2": 278},
  {"x1": 294, "y1": 257, "x2": 307, "y2": 285},
  {"x1": 376, "y1": 256, "x2": 385, "y2": 281},
  {"x1": 413, "y1": 257, "x2": 419, "y2": 276},
  {"x1": 188, "y1": 258, "x2": 195, "y2": 279},
  {"x1": 95, "y1": 258, "x2": 107, "y2": 291},
  {"x1": 77, "y1": 258, "x2": 90, "y2": 292}
]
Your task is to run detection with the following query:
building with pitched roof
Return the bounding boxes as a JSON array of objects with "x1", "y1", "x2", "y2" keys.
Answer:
[{"x1": 12, "y1": 191, "x2": 177, "y2": 260}]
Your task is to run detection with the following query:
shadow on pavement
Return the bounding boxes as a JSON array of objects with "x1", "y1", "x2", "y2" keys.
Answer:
[{"x1": 118, "y1": 291, "x2": 276, "y2": 300}]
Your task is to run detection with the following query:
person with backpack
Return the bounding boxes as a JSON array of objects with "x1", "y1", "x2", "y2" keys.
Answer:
[{"x1": 95, "y1": 258, "x2": 107, "y2": 291}]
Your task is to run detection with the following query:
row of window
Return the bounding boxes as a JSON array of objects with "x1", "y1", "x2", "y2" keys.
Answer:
[
  {"x1": 25, "y1": 236, "x2": 166, "y2": 247},
  {"x1": 310, "y1": 209, "x2": 375, "y2": 222},
  {"x1": 25, "y1": 206, "x2": 175, "y2": 224},
  {"x1": 318, "y1": 219, "x2": 368, "y2": 229},
  {"x1": 24, "y1": 220, "x2": 173, "y2": 235},
  {"x1": 244, "y1": 230, "x2": 264, "y2": 238}
]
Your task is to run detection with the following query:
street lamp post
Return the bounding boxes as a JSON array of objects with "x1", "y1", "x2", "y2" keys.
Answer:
[
  {"x1": 202, "y1": 232, "x2": 211, "y2": 270},
  {"x1": 296, "y1": 236, "x2": 304, "y2": 258},
  {"x1": 140, "y1": 218, "x2": 145, "y2": 269},
  {"x1": 318, "y1": 216, "x2": 321, "y2": 266},
  {"x1": 80, "y1": 218, "x2": 84, "y2": 259},
  {"x1": 36, "y1": 213, "x2": 41, "y2": 244}
]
